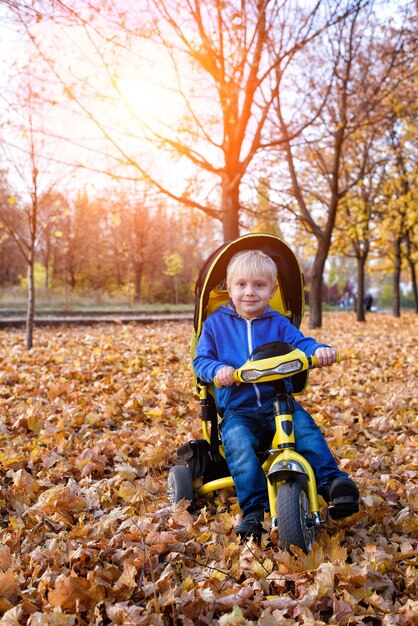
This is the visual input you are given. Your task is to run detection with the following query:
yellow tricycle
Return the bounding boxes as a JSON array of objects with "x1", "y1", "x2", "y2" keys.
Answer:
[{"x1": 168, "y1": 338, "x2": 339, "y2": 552}]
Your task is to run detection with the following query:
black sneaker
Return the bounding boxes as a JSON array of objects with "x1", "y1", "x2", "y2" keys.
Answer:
[
  {"x1": 235, "y1": 509, "x2": 264, "y2": 540},
  {"x1": 320, "y1": 477, "x2": 359, "y2": 520}
]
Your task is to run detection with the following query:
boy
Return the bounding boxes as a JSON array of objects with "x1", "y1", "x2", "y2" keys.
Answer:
[{"x1": 193, "y1": 249, "x2": 359, "y2": 539}]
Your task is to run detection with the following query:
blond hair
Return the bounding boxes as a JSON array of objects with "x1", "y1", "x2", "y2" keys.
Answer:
[{"x1": 227, "y1": 250, "x2": 277, "y2": 287}]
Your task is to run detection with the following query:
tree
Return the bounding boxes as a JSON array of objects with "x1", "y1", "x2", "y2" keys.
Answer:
[
  {"x1": 333, "y1": 126, "x2": 386, "y2": 322},
  {"x1": 5, "y1": 0, "x2": 365, "y2": 242},
  {"x1": 271, "y1": 1, "x2": 415, "y2": 327},
  {"x1": 0, "y1": 75, "x2": 68, "y2": 347},
  {"x1": 405, "y1": 227, "x2": 418, "y2": 313},
  {"x1": 372, "y1": 39, "x2": 418, "y2": 317},
  {"x1": 99, "y1": 189, "x2": 160, "y2": 304},
  {"x1": 381, "y1": 135, "x2": 418, "y2": 317},
  {"x1": 3, "y1": 0, "x2": 416, "y2": 325},
  {"x1": 36, "y1": 191, "x2": 68, "y2": 290},
  {"x1": 0, "y1": 159, "x2": 38, "y2": 348},
  {"x1": 0, "y1": 175, "x2": 26, "y2": 286},
  {"x1": 249, "y1": 176, "x2": 285, "y2": 238},
  {"x1": 164, "y1": 251, "x2": 184, "y2": 304}
]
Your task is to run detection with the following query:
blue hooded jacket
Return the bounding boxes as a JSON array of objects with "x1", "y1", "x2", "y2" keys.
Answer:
[{"x1": 193, "y1": 303, "x2": 329, "y2": 410}]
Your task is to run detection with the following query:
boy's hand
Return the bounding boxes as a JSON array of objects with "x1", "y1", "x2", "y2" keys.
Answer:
[
  {"x1": 314, "y1": 347, "x2": 338, "y2": 367},
  {"x1": 215, "y1": 366, "x2": 235, "y2": 387}
]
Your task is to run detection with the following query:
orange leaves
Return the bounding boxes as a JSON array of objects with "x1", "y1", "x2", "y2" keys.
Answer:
[
  {"x1": 112, "y1": 562, "x2": 138, "y2": 601},
  {"x1": 74, "y1": 449, "x2": 107, "y2": 478},
  {"x1": 0, "y1": 315, "x2": 417, "y2": 623},
  {"x1": 49, "y1": 571, "x2": 107, "y2": 613},
  {"x1": 0, "y1": 568, "x2": 20, "y2": 608},
  {"x1": 37, "y1": 482, "x2": 88, "y2": 518}
]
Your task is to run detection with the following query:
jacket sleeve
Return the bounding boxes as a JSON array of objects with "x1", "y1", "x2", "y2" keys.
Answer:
[
  {"x1": 279, "y1": 316, "x2": 330, "y2": 355},
  {"x1": 193, "y1": 318, "x2": 228, "y2": 383}
]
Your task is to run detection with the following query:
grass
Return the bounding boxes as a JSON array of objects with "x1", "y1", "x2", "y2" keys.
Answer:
[{"x1": 0, "y1": 287, "x2": 194, "y2": 314}]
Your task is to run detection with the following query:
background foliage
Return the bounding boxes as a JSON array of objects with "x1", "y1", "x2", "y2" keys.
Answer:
[{"x1": 0, "y1": 0, "x2": 417, "y2": 326}]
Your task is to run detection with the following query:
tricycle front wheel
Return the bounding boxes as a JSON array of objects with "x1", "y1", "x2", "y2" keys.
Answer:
[{"x1": 277, "y1": 480, "x2": 315, "y2": 553}]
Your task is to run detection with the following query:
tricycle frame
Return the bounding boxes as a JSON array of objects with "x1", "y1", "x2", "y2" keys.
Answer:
[{"x1": 196, "y1": 381, "x2": 324, "y2": 548}]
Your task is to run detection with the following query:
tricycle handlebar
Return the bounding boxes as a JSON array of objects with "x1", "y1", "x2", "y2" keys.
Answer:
[{"x1": 214, "y1": 349, "x2": 341, "y2": 388}]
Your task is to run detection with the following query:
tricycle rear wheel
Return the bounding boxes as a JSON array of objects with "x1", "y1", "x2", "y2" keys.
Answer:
[
  {"x1": 167, "y1": 465, "x2": 195, "y2": 509},
  {"x1": 277, "y1": 480, "x2": 314, "y2": 553}
]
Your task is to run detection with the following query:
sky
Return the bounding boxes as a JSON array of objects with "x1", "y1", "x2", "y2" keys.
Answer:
[
  {"x1": 0, "y1": 2, "x2": 195, "y2": 201},
  {"x1": 0, "y1": 0, "x2": 415, "y2": 207}
]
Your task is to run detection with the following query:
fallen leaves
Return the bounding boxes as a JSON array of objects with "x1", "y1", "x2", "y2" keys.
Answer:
[{"x1": 0, "y1": 313, "x2": 416, "y2": 624}]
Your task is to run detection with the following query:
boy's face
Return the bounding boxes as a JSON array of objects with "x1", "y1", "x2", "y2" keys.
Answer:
[{"x1": 228, "y1": 273, "x2": 276, "y2": 320}]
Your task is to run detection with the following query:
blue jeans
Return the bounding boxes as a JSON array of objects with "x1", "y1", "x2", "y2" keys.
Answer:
[{"x1": 220, "y1": 398, "x2": 347, "y2": 516}]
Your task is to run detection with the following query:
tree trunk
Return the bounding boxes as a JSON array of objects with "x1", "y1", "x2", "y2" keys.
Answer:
[
  {"x1": 309, "y1": 273, "x2": 323, "y2": 329},
  {"x1": 44, "y1": 238, "x2": 51, "y2": 290},
  {"x1": 407, "y1": 257, "x2": 418, "y2": 314},
  {"x1": 392, "y1": 238, "x2": 402, "y2": 318},
  {"x1": 134, "y1": 261, "x2": 142, "y2": 303},
  {"x1": 308, "y1": 247, "x2": 329, "y2": 329},
  {"x1": 356, "y1": 254, "x2": 366, "y2": 322},
  {"x1": 174, "y1": 276, "x2": 179, "y2": 305},
  {"x1": 27, "y1": 165, "x2": 38, "y2": 349},
  {"x1": 405, "y1": 231, "x2": 418, "y2": 313},
  {"x1": 26, "y1": 254, "x2": 35, "y2": 350},
  {"x1": 221, "y1": 179, "x2": 240, "y2": 242}
]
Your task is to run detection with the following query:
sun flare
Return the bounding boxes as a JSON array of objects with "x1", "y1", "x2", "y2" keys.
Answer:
[{"x1": 117, "y1": 70, "x2": 184, "y2": 130}]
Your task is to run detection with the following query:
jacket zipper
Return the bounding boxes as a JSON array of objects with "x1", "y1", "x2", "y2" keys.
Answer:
[{"x1": 246, "y1": 319, "x2": 262, "y2": 407}]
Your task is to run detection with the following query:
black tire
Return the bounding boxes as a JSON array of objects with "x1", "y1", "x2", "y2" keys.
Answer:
[
  {"x1": 277, "y1": 480, "x2": 315, "y2": 553},
  {"x1": 167, "y1": 465, "x2": 195, "y2": 509}
]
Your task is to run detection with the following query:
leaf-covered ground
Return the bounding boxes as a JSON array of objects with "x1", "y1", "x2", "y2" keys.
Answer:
[{"x1": 0, "y1": 312, "x2": 416, "y2": 625}]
